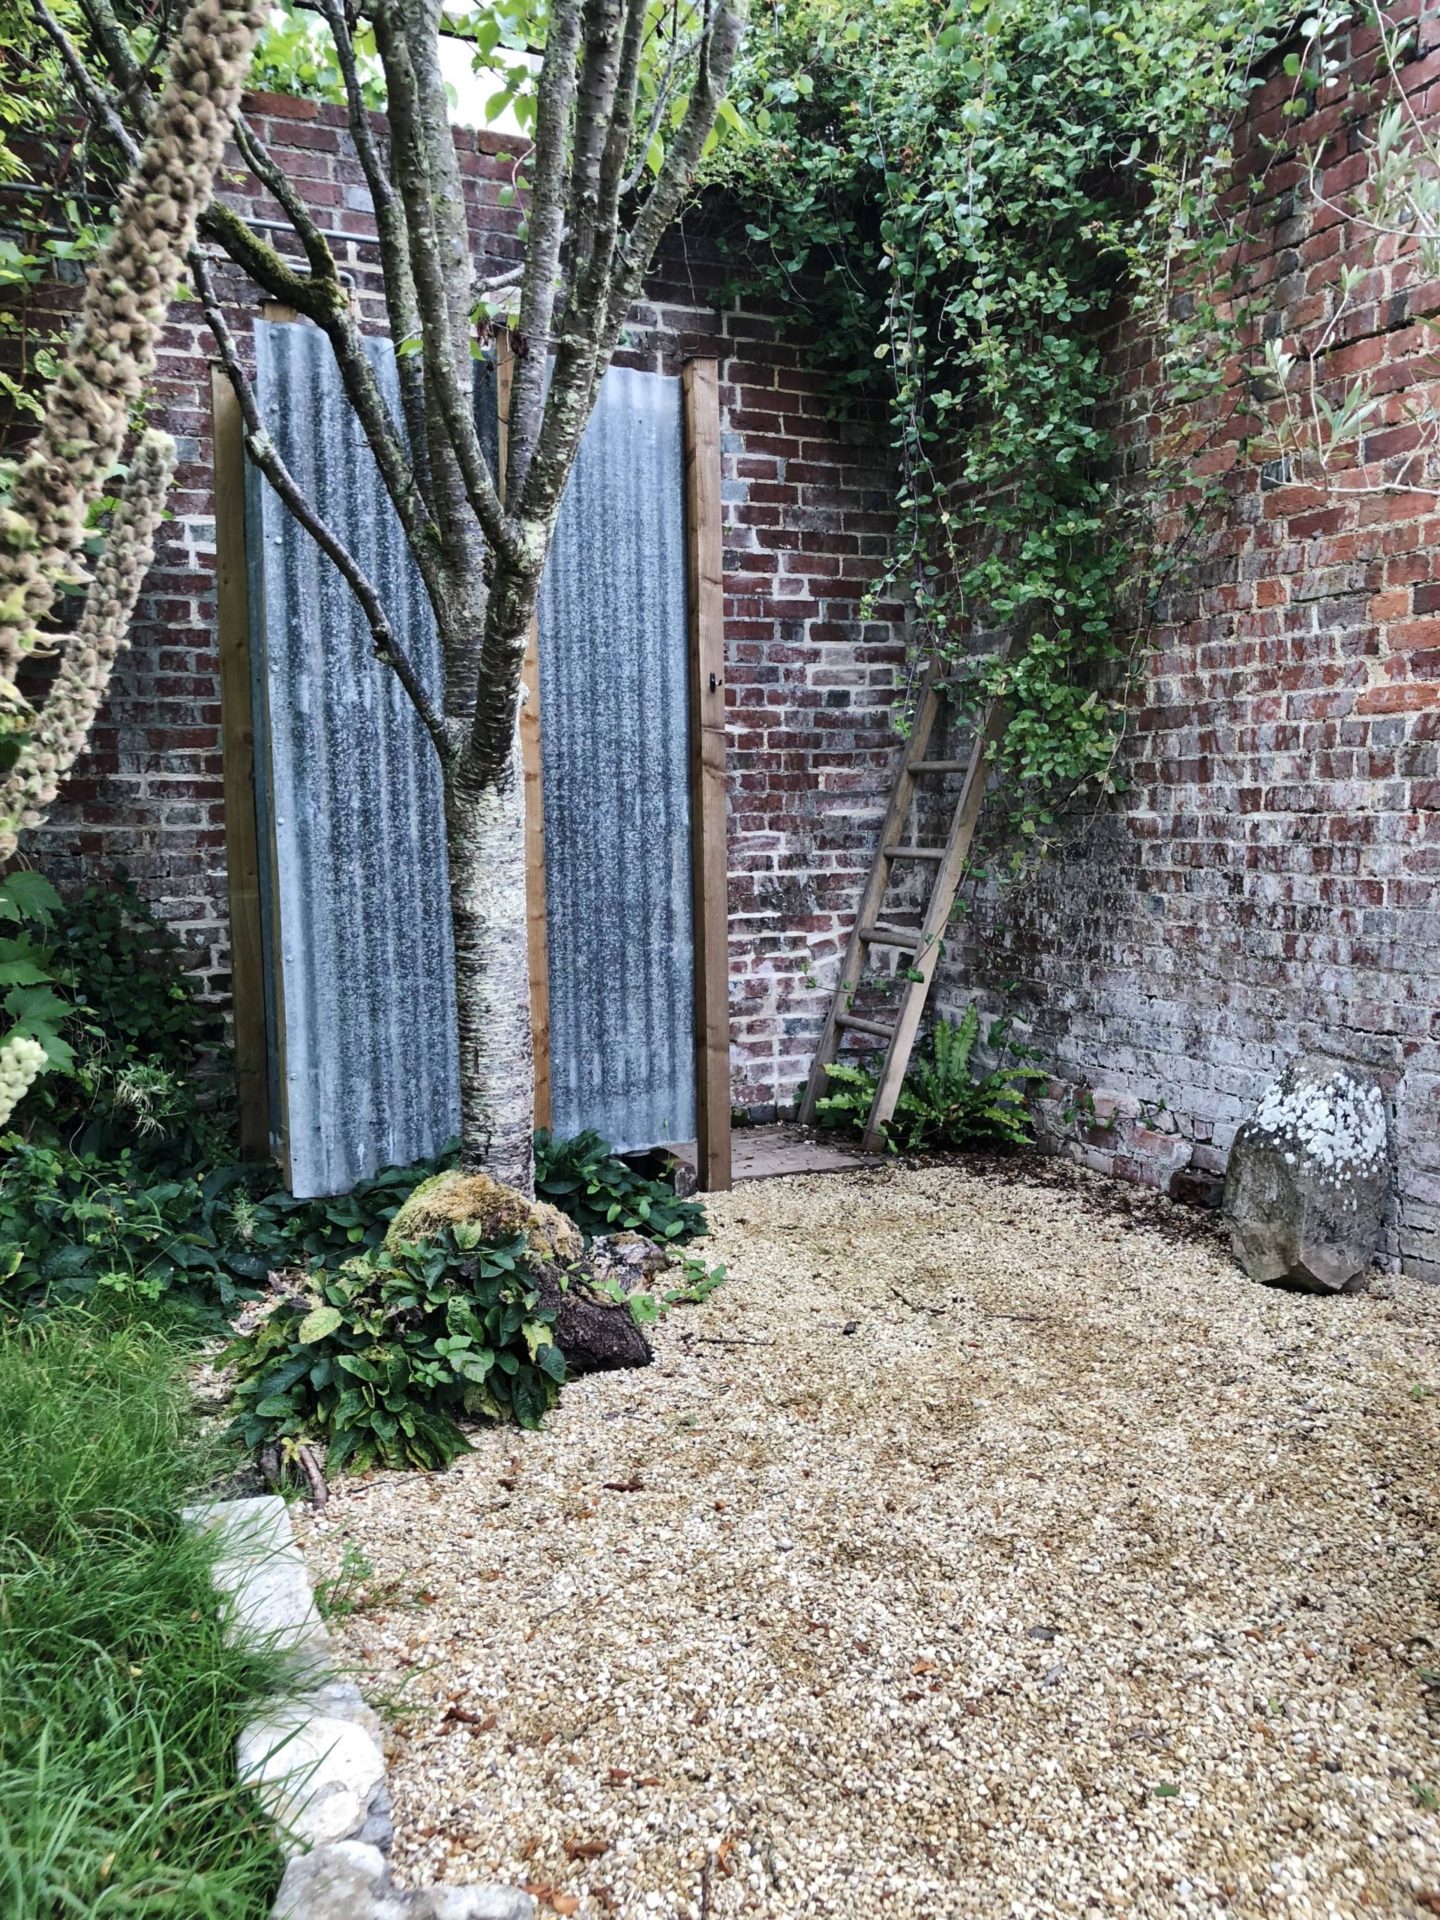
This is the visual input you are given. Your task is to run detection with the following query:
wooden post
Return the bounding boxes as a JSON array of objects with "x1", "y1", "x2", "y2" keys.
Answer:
[
  {"x1": 210, "y1": 367, "x2": 269, "y2": 1158},
  {"x1": 496, "y1": 340, "x2": 553, "y2": 1128},
  {"x1": 682, "y1": 359, "x2": 732, "y2": 1192}
]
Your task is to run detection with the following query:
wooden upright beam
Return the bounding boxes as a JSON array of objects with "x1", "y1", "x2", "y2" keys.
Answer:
[
  {"x1": 210, "y1": 367, "x2": 269, "y2": 1159},
  {"x1": 682, "y1": 359, "x2": 732, "y2": 1192}
]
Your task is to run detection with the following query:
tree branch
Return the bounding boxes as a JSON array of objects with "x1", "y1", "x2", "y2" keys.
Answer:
[
  {"x1": 507, "y1": 0, "x2": 586, "y2": 504},
  {"x1": 58, "y1": 0, "x2": 446, "y2": 583},
  {"x1": 372, "y1": 0, "x2": 520, "y2": 566},
  {"x1": 234, "y1": 113, "x2": 342, "y2": 289},
  {"x1": 218, "y1": 116, "x2": 447, "y2": 586},
  {"x1": 601, "y1": 0, "x2": 744, "y2": 348},
  {"x1": 564, "y1": 1, "x2": 627, "y2": 317},
  {"x1": 314, "y1": 0, "x2": 433, "y2": 507},
  {"x1": 194, "y1": 247, "x2": 459, "y2": 762}
]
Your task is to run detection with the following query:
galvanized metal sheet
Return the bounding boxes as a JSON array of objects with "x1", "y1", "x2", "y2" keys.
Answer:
[
  {"x1": 537, "y1": 366, "x2": 696, "y2": 1151},
  {"x1": 247, "y1": 328, "x2": 694, "y2": 1189},
  {"x1": 246, "y1": 321, "x2": 462, "y2": 1195}
]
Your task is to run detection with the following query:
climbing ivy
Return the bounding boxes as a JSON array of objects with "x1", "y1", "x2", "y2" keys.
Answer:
[{"x1": 720, "y1": 0, "x2": 1327, "y2": 848}]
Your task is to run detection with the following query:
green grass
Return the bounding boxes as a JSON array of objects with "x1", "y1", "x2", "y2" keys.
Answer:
[{"x1": 0, "y1": 1314, "x2": 287, "y2": 1917}]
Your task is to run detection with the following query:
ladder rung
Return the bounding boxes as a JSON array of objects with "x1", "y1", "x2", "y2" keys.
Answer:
[
  {"x1": 935, "y1": 654, "x2": 1001, "y2": 693},
  {"x1": 908, "y1": 759, "x2": 965, "y2": 773},
  {"x1": 859, "y1": 923, "x2": 922, "y2": 950},
  {"x1": 883, "y1": 844, "x2": 945, "y2": 861},
  {"x1": 836, "y1": 1013, "x2": 896, "y2": 1039}
]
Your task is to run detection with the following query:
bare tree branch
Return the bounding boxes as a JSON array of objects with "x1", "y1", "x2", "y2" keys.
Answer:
[
  {"x1": 315, "y1": 0, "x2": 434, "y2": 507},
  {"x1": 194, "y1": 247, "x2": 459, "y2": 761},
  {"x1": 372, "y1": 0, "x2": 521, "y2": 568},
  {"x1": 563, "y1": 1, "x2": 626, "y2": 351},
  {"x1": 223, "y1": 115, "x2": 447, "y2": 586},
  {"x1": 506, "y1": 0, "x2": 586, "y2": 504},
  {"x1": 34, "y1": 0, "x2": 138, "y2": 157},
  {"x1": 601, "y1": 0, "x2": 744, "y2": 346},
  {"x1": 234, "y1": 114, "x2": 343, "y2": 289},
  {"x1": 76, "y1": 0, "x2": 152, "y2": 103},
  {"x1": 50, "y1": 0, "x2": 447, "y2": 585},
  {"x1": 618, "y1": 16, "x2": 698, "y2": 200},
  {"x1": 521, "y1": 0, "x2": 745, "y2": 529}
]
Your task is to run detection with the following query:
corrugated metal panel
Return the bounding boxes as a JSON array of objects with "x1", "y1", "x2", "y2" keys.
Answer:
[
  {"x1": 247, "y1": 330, "x2": 693, "y2": 1188},
  {"x1": 246, "y1": 321, "x2": 462, "y2": 1195},
  {"x1": 537, "y1": 366, "x2": 696, "y2": 1151}
]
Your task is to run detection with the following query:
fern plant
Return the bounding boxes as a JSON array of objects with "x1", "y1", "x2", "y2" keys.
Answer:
[{"x1": 814, "y1": 1005, "x2": 1045, "y2": 1151}]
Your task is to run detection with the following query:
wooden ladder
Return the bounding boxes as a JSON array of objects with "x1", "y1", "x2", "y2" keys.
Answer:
[{"x1": 798, "y1": 656, "x2": 1008, "y2": 1151}]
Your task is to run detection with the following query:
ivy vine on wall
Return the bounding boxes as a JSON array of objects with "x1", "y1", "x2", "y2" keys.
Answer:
[{"x1": 719, "y1": 0, "x2": 1331, "y2": 853}]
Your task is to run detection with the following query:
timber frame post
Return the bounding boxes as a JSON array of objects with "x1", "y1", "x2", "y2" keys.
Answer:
[
  {"x1": 682, "y1": 357, "x2": 732, "y2": 1193},
  {"x1": 211, "y1": 366, "x2": 270, "y2": 1159}
]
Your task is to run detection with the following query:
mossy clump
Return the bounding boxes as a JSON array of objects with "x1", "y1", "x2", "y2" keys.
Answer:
[{"x1": 386, "y1": 1169, "x2": 583, "y2": 1265}]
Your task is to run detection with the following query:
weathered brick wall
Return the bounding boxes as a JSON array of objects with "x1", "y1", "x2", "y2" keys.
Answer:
[
  {"x1": 30, "y1": 31, "x2": 1440, "y2": 1280},
  {"x1": 925, "y1": 14, "x2": 1440, "y2": 1279},
  {"x1": 27, "y1": 94, "x2": 906, "y2": 1121}
]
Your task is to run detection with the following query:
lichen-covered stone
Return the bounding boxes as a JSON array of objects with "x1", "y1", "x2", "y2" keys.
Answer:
[
  {"x1": 270, "y1": 1840, "x2": 536, "y2": 1920},
  {"x1": 237, "y1": 1706, "x2": 387, "y2": 1849},
  {"x1": 386, "y1": 1169, "x2": 582, "y2": 1264},
  {"x1": 1223, "y1": 1053, "x2": 1389, "y2": 1293}
]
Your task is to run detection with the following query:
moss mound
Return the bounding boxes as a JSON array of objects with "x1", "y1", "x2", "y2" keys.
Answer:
[{"x1": 386, "y1": 1169, "x2": 583, "y2": 1265}]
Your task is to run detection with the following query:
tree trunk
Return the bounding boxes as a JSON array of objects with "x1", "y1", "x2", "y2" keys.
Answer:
[{"x1": 445, "y1": 752, "x2": 535, "y2": 1194}]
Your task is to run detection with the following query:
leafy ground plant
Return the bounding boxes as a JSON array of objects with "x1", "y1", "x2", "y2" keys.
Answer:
[
  {"x1": 591, "y1": 1250, "x2": 729, "y2": 1329},
  {"x1": 0, "y1": 1313, "x2": 288, "y2": 1919},
  {"x1": 816, "y1": 1004, "x2": 1045, "y2": 1150},
  {"x1": 228, "y1": 1225, "x2": 566, "y2": 1475},
  {"x1": 534, "y1": 1128, "x2": 707, "y2": 1244},
  {"x1": 29, "y1": 868, "x2": 227, "y2": 1162}
]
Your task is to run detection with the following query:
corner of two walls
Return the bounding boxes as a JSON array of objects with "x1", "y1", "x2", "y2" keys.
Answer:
[{"x1": 26, "y1": 67, "x2": 1439, "y2": 1280}]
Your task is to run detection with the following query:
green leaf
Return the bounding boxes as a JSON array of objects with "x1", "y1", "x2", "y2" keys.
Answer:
[
  {"x1": 0, "y1": 871, "x2": 61, "y2": 923},
  {"x1": 538, "y1": 1341, "x2": 566, "y2": 1383},
  {"x1": 298, "y1": 1303, "x2": 344, "y2": 1343},
  {"x1": 3, "y1": 985, "x2": 69, "y2": 1027}
]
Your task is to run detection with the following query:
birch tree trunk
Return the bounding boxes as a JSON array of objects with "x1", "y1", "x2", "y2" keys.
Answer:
[{"x1": 445, "y1": 748, "x2": 534, "y2": 1190}]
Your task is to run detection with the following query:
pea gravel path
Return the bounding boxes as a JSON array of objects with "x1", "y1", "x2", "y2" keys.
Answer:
[{"x1": 296, "y1": 1160, "x2": 1440, "y2": 1920}]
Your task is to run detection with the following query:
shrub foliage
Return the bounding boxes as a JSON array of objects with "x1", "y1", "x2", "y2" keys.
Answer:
[
  {"x1": 721, "y1": 0, "x2": 1319, "y2": 853},
  {"x1": 817, "y1": 1003, "x2": 1044, "y2": 1150},
  {"x1": 228, "y1": 1227, "x2": 567, "y2": 1472},
  {"x1": 535, "y1": 1127, "x2": 707, "y2": 1244}
]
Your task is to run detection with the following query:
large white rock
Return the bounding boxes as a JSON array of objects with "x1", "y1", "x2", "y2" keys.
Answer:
[
  {"x1": 270, "y1": 1843, "x2": 536, "y2": 1920},
  {"x1": 271, "y1": 1841, "x2": 402, "y2": 1920},
  {"x1": 237, "y1": 1705, "x2": 387, "y2": 1849},
  {"x1": 1223, "y1": 1053, "x2": 1389, "y2": 1292},
  {"x1": 424, "y1": 1890, "x2": 538, "y2": 1920},
  {"x1": 183, "y1": 1495, "x2": 330, "y2": 1670}
]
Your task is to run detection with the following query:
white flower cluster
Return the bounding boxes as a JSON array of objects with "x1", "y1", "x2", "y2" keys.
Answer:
[
  {"x1": 0, "y1": 1031, "x2": 47, "y2": 1128},
  {"x1": 1255, "y1": 1070, "x2": 1387, "y2": 1174}
]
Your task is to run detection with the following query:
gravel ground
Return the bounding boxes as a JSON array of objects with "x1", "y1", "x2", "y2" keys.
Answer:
[{"x1": 296, "y1": 1160, "x2": 1440, "y2": 1920}]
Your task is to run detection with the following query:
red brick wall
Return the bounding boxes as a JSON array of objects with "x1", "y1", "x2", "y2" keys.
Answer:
[
  {"x1": 28, "y1": 94, "x2": 907, "y2": 1126},
  {"x1": 927, "y1": 12, "x2": 1440, "y2": 1279},
  {"x1": 30, "y1": 33, "x2": 1440, "y2": 1280}
]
